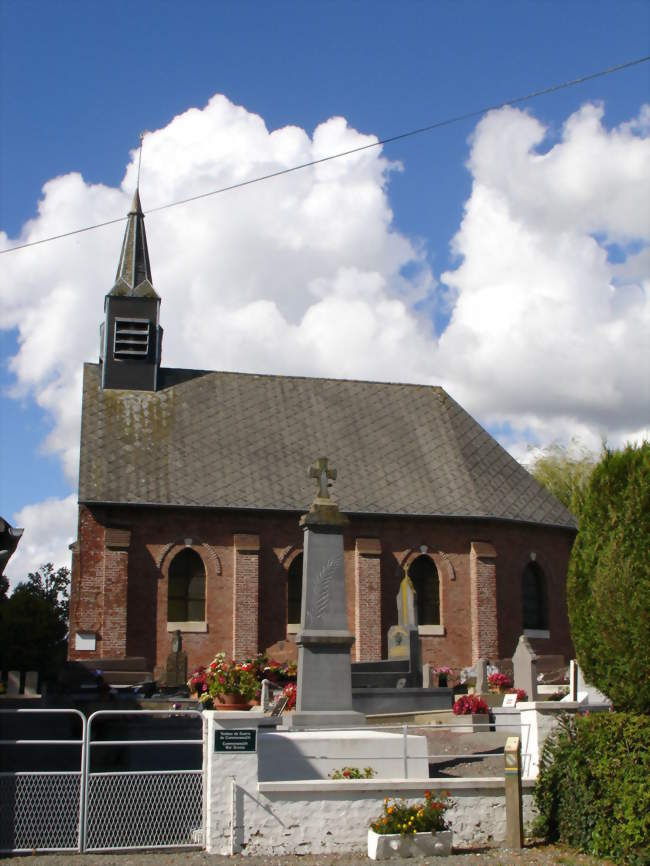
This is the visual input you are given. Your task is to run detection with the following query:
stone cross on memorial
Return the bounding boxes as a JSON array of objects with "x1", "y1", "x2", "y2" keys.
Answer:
[
  {"x1": 309, "y1": 456, "x2": 337, "y2": 500},
  {"x1": 287, "y1": 457, "x2": 366, "y2": 728}
]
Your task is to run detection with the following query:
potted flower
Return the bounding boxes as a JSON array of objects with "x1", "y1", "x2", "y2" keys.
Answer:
[
  {"x1": 452, "y1": 694, "x2": 489, "y2": 732},
  {"x1": 329, "y1": 766, "x2": 376, "y2": 779},
  {"x1": 368, "y1": 790, "x2": 453, "y2": 860},
  {"x1": 262, "y1": 658, "x2": 297, "y2": 685},
  {"x1": 281, "y1": 682, "x2": 297, "y2": 710},
  {"x1": 433, "y1": 666, "x2": 453, "y2": 688},
  {"x1": 487, "y1": 671, "x2": 512, "y2": 693},
  {"x1": 187, "y1": 666, "x2": 210, "y2": 703},
  {"x1": 187, "y1": 652, "x2": 258, "y2": 710}
]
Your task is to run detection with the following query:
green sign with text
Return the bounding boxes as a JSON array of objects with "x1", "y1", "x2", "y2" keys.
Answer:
[{"x1": 214, "y1": 728, "x2": 257, "y2": 753}]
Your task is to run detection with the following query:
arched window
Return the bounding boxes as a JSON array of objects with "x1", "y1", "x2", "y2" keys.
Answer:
[
  {"x1": 287, "y1": 553, "x2": 303, "y2": 629},
  {"x1": 522, "y1": 562, "x2": 547, "y2": 631},
  {"x1": 168, "y1": 548, "x2": 205, "y2": 622},
  {"x1": 409, "y1": 555, "x2": 440, "y2": 626}
]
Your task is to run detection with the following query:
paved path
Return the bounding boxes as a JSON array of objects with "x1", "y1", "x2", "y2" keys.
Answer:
[{"x1": 0, "y1": 844, "x2": 614, "y2": 865}]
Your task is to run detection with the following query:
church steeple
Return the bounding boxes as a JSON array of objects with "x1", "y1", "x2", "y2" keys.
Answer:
[
  {"x1": 110, "y1": 189, "x2": 157, "y2": 299},
  {"x1": 100, "y1": 190, "x2": 163, "y2": 391}
]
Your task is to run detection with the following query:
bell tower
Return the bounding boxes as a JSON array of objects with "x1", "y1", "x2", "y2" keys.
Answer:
[{"x1": 100, "y1": 189, "x2": 163, "y2": 391}]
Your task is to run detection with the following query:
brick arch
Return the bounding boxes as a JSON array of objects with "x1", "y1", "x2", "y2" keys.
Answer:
[
  {"x1": 279, "y1": 543, "x2": 303, "y2": 568},
  {"x1": 518, "y1": 549, "x2": 554, "y2": 584},
  {"x1": 398, "y1": 547, "x2": 455, "y2": 582},
  {"x1": 157, "y1": 539, "x2": 222, "y2": 576},
  {"x1": 397, "y1": 546, "x2": 455, "y2": 633}
]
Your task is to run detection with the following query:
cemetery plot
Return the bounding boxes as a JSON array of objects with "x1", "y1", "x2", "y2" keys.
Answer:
[{"x1": 419, "y1": 727, "x2": 512, "y2": 779}]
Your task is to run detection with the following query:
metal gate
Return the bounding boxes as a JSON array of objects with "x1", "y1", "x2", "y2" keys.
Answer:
[
  {"x1": 0, "y1": 708, "x2": 86, "y2": 852},
  {"x1": 0, "y1": 708, "x2": 204, "y2": 853}
]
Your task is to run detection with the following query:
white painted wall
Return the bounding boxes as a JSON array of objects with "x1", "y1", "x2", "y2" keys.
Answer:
[
  {"x1": 519, "y1": 701, "x2": 583, "y2": 779},
  {"x1": 258, "y1": 728, "x2": 429, "y2": 781},
  {"x1": 204, "y1": 712, "x2": 537, "y2": 855}
]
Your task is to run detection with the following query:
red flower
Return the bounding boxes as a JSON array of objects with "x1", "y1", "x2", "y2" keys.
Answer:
[{"x1": 453, "y1": 694, "x2": 489, "y2": 715}]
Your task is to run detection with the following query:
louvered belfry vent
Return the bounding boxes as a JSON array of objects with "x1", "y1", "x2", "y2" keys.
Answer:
[
  {"x1": 114, "y1": 319, "x2": 150, "y2": 359},
  {"x1": 100, "y1": 189, "x2": 163, "y2": 392}
]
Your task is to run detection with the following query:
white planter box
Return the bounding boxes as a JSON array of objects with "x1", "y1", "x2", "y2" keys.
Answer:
[{"x1": 368, "y1": 828, "x2": 452, "y2": 860}]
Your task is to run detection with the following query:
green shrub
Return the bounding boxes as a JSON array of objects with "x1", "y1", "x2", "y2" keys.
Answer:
[
  {"x1": 535, "y1": 712, "x2": 650, "y2": 865},
  {"x1": 567, "y1": 442, "x2": 650, "y2": 713}
]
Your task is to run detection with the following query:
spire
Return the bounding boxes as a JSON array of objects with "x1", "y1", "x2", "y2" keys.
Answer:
[{"x1": 110, "y1": 188, "x2": 158, "y2": 298}]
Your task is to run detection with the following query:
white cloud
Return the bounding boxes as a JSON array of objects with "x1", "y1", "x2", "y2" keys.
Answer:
[
  {"x1": 1, "y1": 94, "x2": 434, "y2": 490},
  {"x1": 0, "y1": 94, "x2": 648, "y2": 570},
  {"x1": 438, "y1": 102, "x2": 650, "y2": 446},
  {"x1": 5, "y1": 496, "x2": 77, "y2": 591}
]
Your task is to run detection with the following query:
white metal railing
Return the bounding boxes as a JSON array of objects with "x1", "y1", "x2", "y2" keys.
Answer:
[{"x1": 263, "y1": 720, "x2": 532, "y2": 779}]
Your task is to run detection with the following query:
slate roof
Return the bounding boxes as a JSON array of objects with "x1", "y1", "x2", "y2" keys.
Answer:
[{"x1": 78, "y1": 363, "x2": 576, "y2": 529}]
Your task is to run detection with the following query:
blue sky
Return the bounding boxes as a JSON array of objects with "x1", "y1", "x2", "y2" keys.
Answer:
[{"x1": 1, "y1": 1, "x2": 649, "y2": 582}]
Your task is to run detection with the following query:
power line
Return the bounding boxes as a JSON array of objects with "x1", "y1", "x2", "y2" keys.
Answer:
[{"x1": 2, "y1": 54, "x2": 648, "y2": 256}]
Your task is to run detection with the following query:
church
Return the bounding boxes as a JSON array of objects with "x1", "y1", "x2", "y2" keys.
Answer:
[{"x1": 68, "y1": 191, "x2": 577, "y2": 684}]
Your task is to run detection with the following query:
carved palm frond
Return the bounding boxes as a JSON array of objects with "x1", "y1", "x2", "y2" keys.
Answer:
[{"x1": 310, "y1": 556, "x2": 340, "y2": 624}]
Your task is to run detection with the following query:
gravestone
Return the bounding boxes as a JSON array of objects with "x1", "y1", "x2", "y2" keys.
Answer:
[
  {"x1": 7, "y1": 671, "x2": 20, "y2": 695},
  {"x1": 165, "y1": 630, "x2": 187, "y2": 689},
  {"x1": 24, "y1": 671, "x2": 39, "y2": 696},
  {"x1": 387, "y1": 569, "x2": 420, "y2": 669},
  {"x1": 289, "y1": 457, "x2": 365, "y2": 728},
  {"x1": 512, "y1": 634, "x2": 538, "y2": 701},
  {"x1": 475, "y1": 658, "x2": 488, "y2": 694}
]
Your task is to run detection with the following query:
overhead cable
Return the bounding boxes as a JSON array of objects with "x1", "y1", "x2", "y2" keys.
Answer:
[{"x1": 2, "y1": 54, "x2": 648, "y2": 256}]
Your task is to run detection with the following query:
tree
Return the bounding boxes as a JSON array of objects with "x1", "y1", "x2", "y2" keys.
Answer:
[
  {"x1": 566, "y1": 442, "x2": 650, "y2": 713},
  {"x1": 528, "y1": 440, "x2": 597, "y2": 521},
  {"x1": 0, "y1": 563, "x2": 70, "y2": 679}
]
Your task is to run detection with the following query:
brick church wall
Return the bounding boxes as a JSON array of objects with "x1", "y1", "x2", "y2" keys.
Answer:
[{"x1": 68, "y1": 504, "x2": 575, "y2": 680}]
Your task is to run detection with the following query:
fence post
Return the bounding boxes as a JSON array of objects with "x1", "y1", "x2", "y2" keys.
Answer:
[{"x1": 504, "y1": 735, "x2": 523, "y2": 849}]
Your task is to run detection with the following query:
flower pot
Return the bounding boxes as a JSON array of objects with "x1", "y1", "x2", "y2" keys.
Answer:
[
  {"x1": 213, "y1": 692, "x2": 252, "y2": 711},
  {"x1": 368, "y1": 829, "x2": 452, "y2": 860}
]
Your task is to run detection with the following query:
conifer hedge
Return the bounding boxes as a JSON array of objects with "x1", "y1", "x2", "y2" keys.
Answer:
[
  {"x1": 534, "y1": 712, "x2": 650, "y2": 865},
  {"x1": 566, "y1": 441, "x2": 649, "y2": 713}
]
